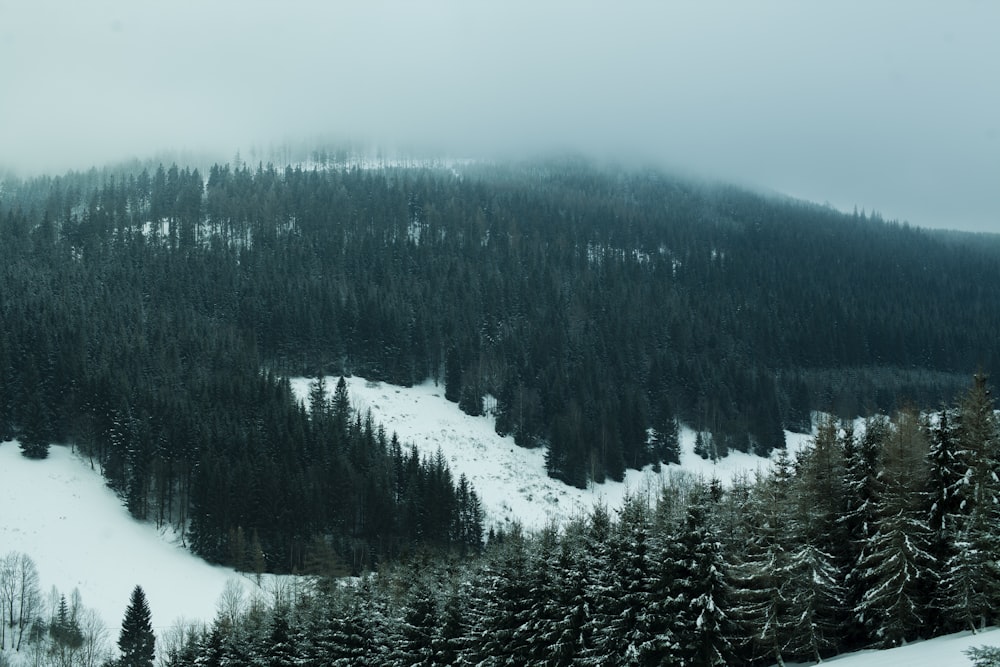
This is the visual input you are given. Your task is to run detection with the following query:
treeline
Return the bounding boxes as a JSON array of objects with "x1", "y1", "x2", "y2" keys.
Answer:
[
  {"x1": 161, "y1": 376, "x2": 1000, "y2": 666},
  {"x1": 0, "y1": 250, "x2": 484, "y2": 574},
  {"x1": 1, "y1": 155, "x2": 998, "y2": 491}
]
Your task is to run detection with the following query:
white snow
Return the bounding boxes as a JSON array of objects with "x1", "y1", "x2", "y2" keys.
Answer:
[
  {"x1": 780, "y1": 628, "x2": 1000, "y2": 667},
  {"x1": 0, "y1": 441, "x2": 261, "y2": 641},
  {"x1": 1, "y1": 388, "x2": 997, "y2": 666},
  {"x1": 289, "y1": 375, "x2": 815, "y2": 531}
]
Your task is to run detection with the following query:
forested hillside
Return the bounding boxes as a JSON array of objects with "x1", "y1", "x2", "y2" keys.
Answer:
[
  {"x1": 1, "y1": 154, "x2": 998, "y2": 570},
  {"x1": 156, "y1": 378, "x2": 1000, "y2": 666}
]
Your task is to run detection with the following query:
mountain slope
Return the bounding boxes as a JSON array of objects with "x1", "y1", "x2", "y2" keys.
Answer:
[
  {"x1": 0, "y1": 441, "x2": 257, "y2": 640},
  {"x1": 289, "y1": 375, "x2": 815, "y2": 530}
]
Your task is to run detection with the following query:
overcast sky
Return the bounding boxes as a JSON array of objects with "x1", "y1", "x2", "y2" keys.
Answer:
[{"x1": 1, "y1": 1, "x2": 997, "y2": 232}]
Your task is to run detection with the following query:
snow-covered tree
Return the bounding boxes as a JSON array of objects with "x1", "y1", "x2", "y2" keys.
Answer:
[
  {"x1": 781, "y1": 541, "x2": 845, "y2": 661},
  {"x1": 387, "y1": 572, "x2": 438, "y2": 667},
  {"x1": 670, "y1": 484, "x2": 734, "y2": 666},
  {"x1": 473, "y1": 529, "x2": 534, "y2": 664},
  {"x1": 729, "y1": 454, "x2": 795, "y2": 665},
  {"x1": 840, "y1": 415, "x2": 887, "y2": 646},
  {"x1": 925, "y1": 405, "x2": 963, "y2": 632},
  {"x1": 853, "y1": 409, "x2": 935, "y2": 648},
  {"x1": 937, "y1": 376, "x2": 1000, "y2": 633},
  {"x1": 590, "y1": 495, "x2": 667, "y2": 666},
  {"x1": 49, "y1": 593, "x2": 84, "y2": 666}
]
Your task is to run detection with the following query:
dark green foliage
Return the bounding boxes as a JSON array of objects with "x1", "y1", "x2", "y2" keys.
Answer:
[
  {"x1": 2, "y1": 154, "x2": 998, "y2": 571},
  {"x1": 118, "y1": 585, "x2": 155, "y2": 667},
  {"x1": 161, "y1": 376, "x2": 999, "y2": 665},
  {"x1": 49, "y1": 594, "x2": 84, "y2": 660},
  {"x1": 259, "y1": 614, "x2": 297, "y2": 667},
  {"x1": 936, "y1": 375, "x2": 1000, "y2": 633}
]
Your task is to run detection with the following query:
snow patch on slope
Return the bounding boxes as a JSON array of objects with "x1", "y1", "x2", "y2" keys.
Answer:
[
  {"x1": 782, "y1": 627, "x2": 1000, "y2": 667},
  {"x1": 0, "y1": 442, "x2": 260, "y2": 640},
  {"x1": 1, "y1": 384, "x2": 996, "y2": 667},
  {"x1": 289, "y1": 376, "x2": 815, "y2": 531}
]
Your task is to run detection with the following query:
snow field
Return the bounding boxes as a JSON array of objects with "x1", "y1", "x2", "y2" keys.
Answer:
[
  {"x1": 0, "y1": 442, "x2": 263, "y2": 642},
  {"x1": 4, "y1": 375, "x2": 994, "y2": 666},
  {"x1": 289, "y1": 375, "x2": 815, "y2": 531},
  {"x1": 783, "y1": 627, "x2": 1000, "y2": 667}
]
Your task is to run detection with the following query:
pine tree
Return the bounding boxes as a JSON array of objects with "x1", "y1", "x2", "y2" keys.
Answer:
[
  {"x1": 938, "y1": 375, "x2": 1000, "y2": 633},
  {"x1": 517, "y1": 525, "x2": 566, "y2": 665},
  {"x1": 389, "y1": 573, "x2": 438, "y2": 667},
  {"x1": 854, "y1": 410, "x2": 935, "y2": 647},
  {"x1": 729, "y1": 454, "x2": 795, "y2": 666},
  {"x1": 840, "y1": 415, "x2": 886, "y2": 647},
  {"x1": 474, "y1": 527, "x2": 533, "y2": 665},
  {"x1": 548, "y1": 530, "x2": 597, "y2": 665},
  {"x1": 670, "y1": 484, "x2": 734, "y2": 666},
  {"x1": 258, "y1": 613, "x2": 297, "y2": 667},
  {"x1": 444, "y1": 346, "x2": 462, "y2": 404},
  {"x1": 331, "y1": 375, "x2": 351, "y2": 436},
  {"x1": 781, "y1": 541, "x2": 845, "y2": 661},
  {"x1": 118, "y1": 585, "x2": 155, "y2": 667},
  {"x1": 16, "y1": 356, "x2": 52, "y2": 459},
  {"x1": 926, "y1": 405, "x2": 963, "y2": 635},
  {"x1": 49, "y1": 593, "x2": 84, "y2": 666},
  {"x1": 785, "y1": 417, "x2": 847, "y2": 660},
  {"x1": 307, "y1": 375, "x2": 329, "y2": 424},
  {"x1": 575, "y1": 505, "x2": 615, "y2": 666},
  {"x1": 432, "y1": 579, "x2": 471, "y2": 665}
]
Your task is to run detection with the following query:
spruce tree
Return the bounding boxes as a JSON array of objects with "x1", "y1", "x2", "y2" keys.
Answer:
[
  {"x1": 853, "y1": 410, "x2": 935, "y2": 647},
  {"x1": 781, "y1": 541, "x2": 844, "y2": 661},
  {"x1": 938, "y1": 375, "x2": 1000, "y2": 632},
  {"x1": 840, "y1": 415, "x2": 887, "y2": 647},
  {"x1": 118, "y1": 585, "x2": 155, "y2": 667},
  {"x1": 729, "y1": 455, "x2": 795, "y2": 666},
  {"x1": 670, "y1": 484, "x2": 734, "y2": 666},
  {"x1": 925, "y1": 405, "x2": 963, "y2": 634}
]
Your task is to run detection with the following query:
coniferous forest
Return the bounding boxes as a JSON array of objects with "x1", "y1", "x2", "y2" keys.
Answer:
[
  {"x1": 156, "y1": 377, "x2": 1000, "y2": 666},
  {"x1": 1, "y1": 154, "x2": 999, "y2": 581}
]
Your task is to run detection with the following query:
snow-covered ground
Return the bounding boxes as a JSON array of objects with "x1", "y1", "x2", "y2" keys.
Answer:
[
  {"x1": 787, "y1": 628, "x2": 1000, "y2": 667},
  {"x1": 0, "y1": 442, "x2": 262, "y2": 642},
  {"x1": 289, "y1": 375, "x2": 815, "y2": 531},
  {"x1": 5, "y1": 376, "x2": 995, "y2": 666}
]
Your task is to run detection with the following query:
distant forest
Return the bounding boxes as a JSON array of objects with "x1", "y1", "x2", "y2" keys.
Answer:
[{"x1": 1, "y1": 153, "x2": 998, "y2": 570}]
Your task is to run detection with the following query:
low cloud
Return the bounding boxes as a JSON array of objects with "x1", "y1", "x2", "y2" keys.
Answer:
[{"x1": 1, "y1": 1, "x2": 997, "y2": 232}]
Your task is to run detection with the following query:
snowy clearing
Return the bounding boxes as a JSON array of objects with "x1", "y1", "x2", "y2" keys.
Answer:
[
  {"x1": 0, "y1": 442, "x2": 263, "y2": 641},
  {"x1": 784, "y1": 627, "x2": 1000, "y2": 667},
  {"x1": 289, "y1": 375, "x2": 815, "y2": 531},
  {"x1": 1, "y1": 380, "x2": 997, "y2": 666}
]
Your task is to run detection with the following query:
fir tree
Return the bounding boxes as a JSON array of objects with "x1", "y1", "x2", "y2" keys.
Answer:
[
  {"x1": 926, "y1": 405, "x2": 963, "y2": 635},
  {"x1": 840, "y1": 415, "x2": 887, "y2": 647},
  {"x1": 258, "y1": 613, "x2": 297, "y2": 667},
  {"x1": 728, "y1": 454, "x2": 795, "y2": 666},
  {"x1": 474, "y1": 530, "x2": 533, "y2": 664},
  {"x1": 49, "y1": 593, "x2": 84, "y2": 665},
  {"x1": 118, "y1": 585, "x2": 155, "y2": 667},
  {"x1": 938, "y1": 375, "x2": 1000, "y2": 632},
  {"x1": 670, "y1": 484, "x2": 734, "y2": 666},
  {"x1": 848, "y1": 411, "x2": 935, "y2": 648}
]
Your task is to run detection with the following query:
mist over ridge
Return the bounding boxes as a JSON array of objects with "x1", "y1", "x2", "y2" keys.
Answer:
[{"x1": 2, "y1": 1, "x2": 998, "y2": 233}]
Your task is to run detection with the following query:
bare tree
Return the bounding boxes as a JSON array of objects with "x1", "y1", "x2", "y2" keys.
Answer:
[
  {"x1": 216, "y1": 579, "x2": 246, "y2": 629},
  {"x1": 14, "y1": 554, "x2": 41, "y2": 651},
  {"x1": 0, "y1": 552, "x2": 41, "y2": 652},
  {"x1": 158, "y1": 618, "x2": 203, "y2": 667},
  {"x1": 0, "y1": 552, "x2": 15, "y2": 650},
  {"x1": 77, "y1": 607, "x2": 111, "y2": 667}
]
